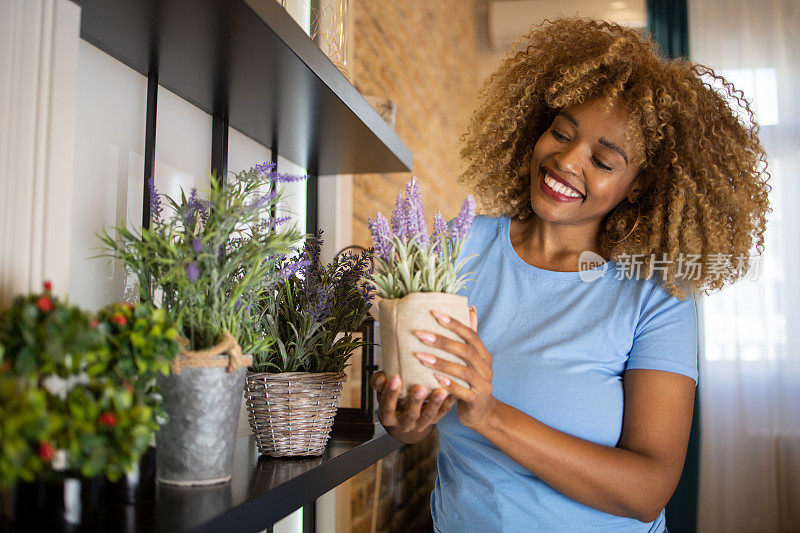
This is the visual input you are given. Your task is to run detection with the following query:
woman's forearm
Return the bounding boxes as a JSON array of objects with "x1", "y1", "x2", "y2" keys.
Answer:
[{"x1": 475, "y1": 398, "x2": 671, "y2": 523}]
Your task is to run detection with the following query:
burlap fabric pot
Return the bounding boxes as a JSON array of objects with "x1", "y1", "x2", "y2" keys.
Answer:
[
  {"x1": 379, "y1": 292, "x2": 470, "y2": 396},
  {"x1": 244, "y1": 371, "x2": 347, "y2": 457},
  {"x1": 156, "y1": 332, "x2": 252, "y2": 486}
]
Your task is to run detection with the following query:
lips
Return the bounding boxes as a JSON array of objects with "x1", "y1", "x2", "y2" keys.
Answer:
[{"x1": 541, "y1": 165, "x2": 585, "y2": 198}]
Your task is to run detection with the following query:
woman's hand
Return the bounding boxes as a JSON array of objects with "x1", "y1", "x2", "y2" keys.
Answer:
[
  {"x1": 370, "y1": 372, "x2": 455, "y2": 445},
  {"x1": 413, "y1": 305, "x2": 497, "y2": 431}
]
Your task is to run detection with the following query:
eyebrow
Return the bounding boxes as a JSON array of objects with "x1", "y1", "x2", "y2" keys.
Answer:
[{"x1": 557, "y1": 111, "x2": 629, "y2": 165}]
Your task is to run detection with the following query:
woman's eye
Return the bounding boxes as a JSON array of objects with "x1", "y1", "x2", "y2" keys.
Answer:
[
  {"x1": 593, "y1": 157, "x2": 612, "y2": 171},
  {"x1": 550, "y1": 129, "x2": 568, "y2": 142}
]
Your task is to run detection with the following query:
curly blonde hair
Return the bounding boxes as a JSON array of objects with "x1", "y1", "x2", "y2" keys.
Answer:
[{"x1": 459, "y1": 17, "x2": 771, "y2": 299}]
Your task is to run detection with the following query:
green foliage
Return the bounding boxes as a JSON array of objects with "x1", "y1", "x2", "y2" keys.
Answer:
[
  {"x1": 0, "y1": 290, "x2": 107, "y2": 376},
  {"x1": 0, "y1": 379, "x2": 55, "y2": 487},
  {"x1": 250, "y1": 238, "x2": 375, "y2": 373},
  {"x1": 95, "y1": 301, "x2": 181, "y2": 425},
  {"x1": 97, "y1": 168, "x2": 303, "y2": 352},
  {"x1": 372, "y1": 235, "x2": 473, "y2": 299},
  {"x1": 0, "y1": 289, "x2": 181, "y2": 487}
]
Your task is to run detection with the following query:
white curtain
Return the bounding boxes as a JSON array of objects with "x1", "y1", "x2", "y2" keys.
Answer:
[{"x1": 689, "y1": 1, "x2": 800, "y2": 531}]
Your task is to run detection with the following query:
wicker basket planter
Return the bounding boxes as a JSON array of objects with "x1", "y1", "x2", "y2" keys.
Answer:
[{"x1": 244, "y1": 371, "x2": 347, "y2": 457}]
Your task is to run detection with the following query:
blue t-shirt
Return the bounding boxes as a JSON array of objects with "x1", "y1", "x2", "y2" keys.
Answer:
[{"x1": 431, "y1": 215, "x2": 698, "y2": 533}]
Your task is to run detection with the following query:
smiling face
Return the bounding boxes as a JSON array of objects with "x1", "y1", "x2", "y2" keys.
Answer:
[{"x1": 530, "y1": 98, "x2": 642, "y2": 228}]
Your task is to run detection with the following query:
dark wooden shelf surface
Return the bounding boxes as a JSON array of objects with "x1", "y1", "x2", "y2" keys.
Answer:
[
  {"x1": 119, "y1": 425, "x2": 402, "y2": 532},
  {"x1": 72, "y1": 0, "x2": 413, "y2": 175}
]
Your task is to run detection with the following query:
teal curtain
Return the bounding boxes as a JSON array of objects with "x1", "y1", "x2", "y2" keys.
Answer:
[
  {"x1": 647, "y1": 5, "x2": 699, "y2": 532},
  {"x1": 647, "y1": 0, "x2": 689, "y2": 58}
]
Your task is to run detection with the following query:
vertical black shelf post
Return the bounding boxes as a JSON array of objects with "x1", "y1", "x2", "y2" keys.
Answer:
[
  {"x1": 302, "y1": 502, "x2": 316, "y2": 533},
  {"x1": 306, "y1": 174, "x2": 318, "y2": 235},
  {"x1": 142, "y1": 72, "x2": 158, "y2": 230},
  {"x1": 212, "y1": 115, "x2": 229, "y2": 188}
]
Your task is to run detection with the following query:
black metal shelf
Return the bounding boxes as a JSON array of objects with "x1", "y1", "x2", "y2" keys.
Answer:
[
  {"x1": 72, "y1": 0, "x2": 412, "y2": 176},
  {"x1": 123, "y1": 425, "x2": 402, "y2": 532}
]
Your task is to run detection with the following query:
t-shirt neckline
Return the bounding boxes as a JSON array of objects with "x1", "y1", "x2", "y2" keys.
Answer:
[{"x1": 500, "y1": 216, "x2": 616, "y2": 281}]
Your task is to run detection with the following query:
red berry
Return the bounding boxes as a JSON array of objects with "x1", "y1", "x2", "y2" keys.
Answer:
[
  {"x1": 43, "y1": 281, "x2": 52, "y2": 292},
  {"x1": 39, "y1": 442, "x2": 55, "y2": 462},
  {"x1": 110, "y1": 314, "x2": 127, "y2": 326},
  {"x1": 89, "y1": 318, "x2": 99, "y2": 328},
  {"x1": 36, "y1": 295, "x2": 54, "y2": 312},
  {"x1": 123, "y1": 381, "x2": 134, "y2": 394},
  {"x1": 1, "y1": 360, "x2": 10, "y2": 372},
  {"x1": 99, "y1": 412, "x2": 117, "y2": 427}
]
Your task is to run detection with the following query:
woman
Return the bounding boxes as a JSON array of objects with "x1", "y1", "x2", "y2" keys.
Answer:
[{"x1": 370, "y1": 18, "x2": 770, "y2": 532}]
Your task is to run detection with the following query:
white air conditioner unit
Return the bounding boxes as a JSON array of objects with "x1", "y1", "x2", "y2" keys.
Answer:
[{"x1": 487, "y1": 0, "x2": 647, "y2": 52}]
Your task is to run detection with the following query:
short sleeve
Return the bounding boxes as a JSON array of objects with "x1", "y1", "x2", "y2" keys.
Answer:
[{"x1": 625, "y1": 286, "x2": 699, "y2": 386}]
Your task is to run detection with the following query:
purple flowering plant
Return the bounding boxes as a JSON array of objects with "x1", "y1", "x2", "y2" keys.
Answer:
[
  {"x1": 98, "y1": 164, "x2": 306, "y2": 353},
  {"x1": 248, "y1": 231, "x2": 376, "y2": 373},
  {"x1": 368, "y1": 177, "x2": 476, "y2": 299}
]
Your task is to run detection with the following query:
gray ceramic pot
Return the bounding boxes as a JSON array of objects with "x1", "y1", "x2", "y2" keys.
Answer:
[{"x1": 156, "y1": 359, "x2": 247, "y2": 486}]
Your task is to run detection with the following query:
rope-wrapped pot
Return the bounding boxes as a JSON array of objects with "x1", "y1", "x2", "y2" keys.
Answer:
[{"x1": 245, "y1": 371, "x2": 347, "y2": 457}]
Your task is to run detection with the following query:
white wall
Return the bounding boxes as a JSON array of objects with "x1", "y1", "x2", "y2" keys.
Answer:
[{"x1": 69, "y1": 42, "x2": 309, "y2": 311}]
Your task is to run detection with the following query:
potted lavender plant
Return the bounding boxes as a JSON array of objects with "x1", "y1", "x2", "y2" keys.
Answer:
[
  {"x1": 244, "y1": 231, "x2": 375, "y2": 457},
  {"x1": 369, "y1": 177, "x2": 476, "y2": 396},
  {"x1": 98, "y1": 163, "x2": 305, "y2": 484}
]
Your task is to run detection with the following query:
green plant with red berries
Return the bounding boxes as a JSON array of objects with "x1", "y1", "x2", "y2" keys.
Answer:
[
  {"x1": 95, "y1": 301, "x2": 181, "y2": 424},
  {"x1": 0, "y1": 283, "x2": 175, "y2": 486},
  {"x1": 0, "y1": 378, "x2": 56, "y2": 488}
]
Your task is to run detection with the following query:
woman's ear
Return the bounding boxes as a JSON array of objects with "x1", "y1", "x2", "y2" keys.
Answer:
[{"x1": 627, "y1": 175, "x2": 643, "y2": 203}]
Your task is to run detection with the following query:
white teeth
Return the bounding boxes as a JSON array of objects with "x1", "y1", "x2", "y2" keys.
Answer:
[{"x1": 543, "y1": 171, "x2": 582, "y2": 198}]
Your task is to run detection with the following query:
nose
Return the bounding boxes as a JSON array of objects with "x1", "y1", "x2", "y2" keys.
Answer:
[{"x1": 553, "y1": 142, "x2": 582, "y2": 176}]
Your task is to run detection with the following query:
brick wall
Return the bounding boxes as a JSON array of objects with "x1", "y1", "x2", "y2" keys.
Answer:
[
  {"x1": 342, "y1": 3, "x2": 479, "y2": 530},
  {"x1": 350, "y1": 0, "x2": 480, "y2": 246}
]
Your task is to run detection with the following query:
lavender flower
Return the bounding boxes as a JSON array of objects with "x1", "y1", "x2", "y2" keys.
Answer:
[
  {"x1": 263, "y1": 215, "x2": 292, "y2": 230},
  {"x1": 304, "y1": 277, "x2": 334, "y2": 322},
  {"x1": 147, "y1": 178, "x2": 162, "y2": 221},
  {"x1": 390, "y1": 193, "x2": 408, "y2": 240},
  {"x1": 368, "y1": 212, "x2": 394, "y2": 262},
  {"x1": 254, "y1": 161, "x2": 277, "y2": 175},
  {"x1": 273, "y1": 171, "x2": 311, "y2": 183},
  {"x1": 404, "y1": 177, "x2": 428, "y2": 245},
  {"x1": 253, "y1": 161, "x2": 310, "y2": 183},
  {"x1": 183, "y1": 188, "x2": 208, "y2": 227},
  {"x1": 450, "y1": 195, "x2": 476, "y2": 239},
  {"x1": 303, "y1": 231, "x2": 324, "y2": 277},
  {"x1": 251, "y1": 190, "x2": 278, "y2": 211},
  {"x1": 278, "y1": 259, "x2": 311, "y2": 281},
  {"x1": 431, "y1": 211, "x2": 448, "y2": 257},
  {"x1": 191, "y1": 238, "x2": 203, "y2": 253},
  {"x1": 335, "y1": 249, "x2": 374, "y2": 306},
  {"x1": 185, "y1": 262, "x2": 200, "y2": 282},
  {"x1": 189, "y1": 191, "x2": 209, "y2": 222}
]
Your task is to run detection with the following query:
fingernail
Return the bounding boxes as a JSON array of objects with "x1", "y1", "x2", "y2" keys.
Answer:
[
  {"x1": 432, "y1": 310, "x2": 450, "y2": 323},
  {"x1": 416, "y1": 353, "x2": 437, "y2": 365},
  {"x1": 414, "y1": 387, "x2": 427, "y2": 399},
  {"x1": 435, "y1": 374, "x2": 451, "y2": 386},
  {"x1": 415, "y1": 331, "x2": 436, "y2": 343},
  {"x1": 389, "y1": 375, "x2": 400, "y2": 390},
  {"x1": 434, "y1": 390, "x2": 447, "y2": 401}
]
